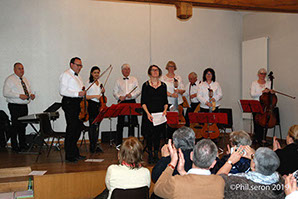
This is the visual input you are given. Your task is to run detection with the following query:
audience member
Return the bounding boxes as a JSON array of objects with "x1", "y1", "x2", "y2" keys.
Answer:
[
  {"x1": 218, "y1": 147, "x2": 285, "y2": 199},
  {"x1": 285, "y1": 172, "x2": 298, "y2": 199},
  {"x1": 212, "y1": 130, "x2": 252, "y2": 174},
  {"x1": 154, "y1": 139, "x2": 224, "y2": 199},
  {"x1": 151, "y1": 127, "x2": 195, "y2": 199},
  {"x1": 105, "y1": 137, "x2": 150, "y2": 199},
  {"x1": 273, "y1": 125, "x2": 298, "y2": 176}
]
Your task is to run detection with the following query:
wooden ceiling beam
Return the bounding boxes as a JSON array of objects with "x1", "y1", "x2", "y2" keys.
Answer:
[{"x1": 108, "y1": 0, "x2": 298, "y2": 13}]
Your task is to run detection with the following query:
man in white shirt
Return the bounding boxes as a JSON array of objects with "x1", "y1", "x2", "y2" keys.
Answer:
[
  {"x1": 113, "y1": 64, "x2": 140, "y2": 146},
  {"x1": 3, "y1": 62, "x2": 35, "y2": 152},
  {"x1": 59, "y1": 57, "x2": 86, "y2": 163},
  {"x1": 184, "y1": 72, "x2": 201, "y2": 126}
]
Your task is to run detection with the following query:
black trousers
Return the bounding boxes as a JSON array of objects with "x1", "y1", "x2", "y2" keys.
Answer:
[
  {"x1": 116, "y1": 99, "x2": 138, "y2": 145},
  {"x1": 252, "y1": 113, "x2": 266, "y2": 142},
  {"x1": 62, "y1": 97, "x2": 83, "y2": 159},
  {"x1": 88, "y1": 100, "x2": 101, "y2": 150},
  {"x1": 185, "y1": 102, "x2": 200, "y2": 127},
  {"x1": 8, "y1": 103, "x2": 28, "y2": 150}
]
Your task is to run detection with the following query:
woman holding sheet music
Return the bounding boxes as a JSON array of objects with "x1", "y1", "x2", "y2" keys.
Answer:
[{"x1": 141, "y1": 65, "x2": 168, "y2": 164}]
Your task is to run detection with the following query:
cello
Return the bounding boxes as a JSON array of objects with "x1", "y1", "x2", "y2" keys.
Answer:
[
  {"x1": 255, "y1": 72, "x2": 277, "y2": 128},
  {"x1": 168, "y1": 78, "x2": 186, "y2": 129},
  {"x1": 200, "y1": 88, "x2": 220, "y2": 139}
]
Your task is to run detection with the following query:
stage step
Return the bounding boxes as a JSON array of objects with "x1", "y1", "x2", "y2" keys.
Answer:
[{"x1": 0, "y1": 166, "x2": 31, "y2": 193}]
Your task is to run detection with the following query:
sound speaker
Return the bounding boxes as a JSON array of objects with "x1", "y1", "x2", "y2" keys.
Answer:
[{"x1": 101, "y1": 131, "x2": 117, "y2": 143}]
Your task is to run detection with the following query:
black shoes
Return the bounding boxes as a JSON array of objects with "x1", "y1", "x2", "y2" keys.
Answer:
[
  {"x1": 65, "y1": 155, "x2": 86, "y2": 163},
  {"x1": 76, "y1": 155, "x2": 86, "y2": 160},
  {"x1": 65, "y1": 158, "x2": 78, "y2": 163}
]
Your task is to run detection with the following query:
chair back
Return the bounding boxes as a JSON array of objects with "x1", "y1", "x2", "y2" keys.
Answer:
[
  {"x1": 111, "y1": 186, "x2": 149, "y2": 199},
  {"x1": 39, "y1": 113, "x2": 55, "y2": 137},
  {"x1": 218, "y1": 108, "x2": 233, "y2": 129}
]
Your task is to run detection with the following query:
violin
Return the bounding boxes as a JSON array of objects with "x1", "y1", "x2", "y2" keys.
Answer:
[
  {"x1": 79, "y1": 86, "x2": 89, "y2": 122},
  {"x1": 168, "y1": 78, "x2": 186, "y2": 129},
  {"x1": 201, "y1": 88, "x2": 220, "y2": 139},
  {"x1": 99, "y1": 84, "x2": 107, "y2": 112},
  {"x1": 255, "y1": 72, "x2": 277, "y2": 128}
]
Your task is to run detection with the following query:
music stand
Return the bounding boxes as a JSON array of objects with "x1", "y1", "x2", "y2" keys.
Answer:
[
  {"x1": 93, "y1": 104, "x2": 126, "y2": 146},
  {"x1": 239, "y1": 100, "x2": 263, "y2": 114},
  {"x1": 188, "y1": 112, "x2": 228, "y2": 139},
  {"x1": 239, "y1": 100, "x2": 264, "y2": 141},
  {"x1": 118, "y1": 103, "x2": 142, "y2": 139}
]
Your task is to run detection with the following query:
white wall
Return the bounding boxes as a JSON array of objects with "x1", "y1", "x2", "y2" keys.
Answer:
[
  {"x1": 243, "y1": 12, "x2": 298, "y2": 138},
  {"x1": 0, "y1": 0, "x2": 243, "y2": 138}
]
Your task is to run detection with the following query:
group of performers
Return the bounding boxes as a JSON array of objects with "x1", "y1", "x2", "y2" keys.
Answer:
[{"x1": 2, "y1": 58, "x2": 274, "y2": 163}]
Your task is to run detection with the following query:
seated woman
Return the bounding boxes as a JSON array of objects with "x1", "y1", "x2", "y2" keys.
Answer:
[
  {"x1": 211, "y1": 130, "x2": 252, "y2": 174},
  {"x1": 105, "y1": 137, "x2": 151, "y2": 199},
  {"x1": 218, "y1": 147, "x2": 285, "y2": 199},
  {"x1": 273, "y1": 125, "x2": 298, "y2": 176}
]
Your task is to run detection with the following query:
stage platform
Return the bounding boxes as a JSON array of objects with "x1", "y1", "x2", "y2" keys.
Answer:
[{"x1": 0, "y1": 142, "x2": 155, "y2": 199}]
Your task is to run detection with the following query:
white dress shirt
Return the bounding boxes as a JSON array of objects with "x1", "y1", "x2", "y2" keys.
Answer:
[
  {"x1": 250, "y1": 80, "x2": 271, "y2": 101},
  {"x1": 183, "y1": 80, "x2": 201, "y2": 105},
  {"x1": 197, "y1": 81, "x2": 223, "y2": 109},
  {"x1": 59, "y1": 68, "x2": 84, "y2": 97},
  {"x1": 105, "y1": 164, "x2": 151, "y2": 199},
  {"x1": 3, "y1": 74, "x2": 32, "y2": 104},
  {"x1": 113, "y1": 76, "x2": 140, "y2": 101},
  {"x1": 187, "y1": 168, "x2": 211, "y2": 175},
  {"x1": 86, "y1": 80, "x2": 102, "y2": 103},
  {"x1": 160, "y1": 74, "x2": 185, "y2": 105}
]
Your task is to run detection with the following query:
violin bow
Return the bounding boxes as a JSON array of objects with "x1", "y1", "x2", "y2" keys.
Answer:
[{"x1": 86, "y1": 65, "x2": 112, "y2": 91}]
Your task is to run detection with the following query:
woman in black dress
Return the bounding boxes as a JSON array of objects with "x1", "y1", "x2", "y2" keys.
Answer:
[{"x1": 141, "y1": 65, "x2": 168, "y2": 164}]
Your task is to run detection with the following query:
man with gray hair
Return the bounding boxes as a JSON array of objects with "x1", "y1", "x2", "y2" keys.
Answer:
[
  {"x1": 113, "y1": 64, "x2": 140, "y2": 146},
  {"x1": 152, "y1": 127, "x2": 195, "y2": 183},
  {"x1": 183, "y1": 72, "x2": 201, "y2": 126},
  {"x1": 217, "y1": 147, "x2": 285, "y2": 198},
  {"x1": 154, "y1": 138, "x2": 225, "y2": 199},
  {"x1": 3, "y1": 62, "x2": 35, "y2": 152}
]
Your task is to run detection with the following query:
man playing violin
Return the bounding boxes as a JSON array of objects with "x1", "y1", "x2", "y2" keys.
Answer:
[
  {"x1": 59, "y1": 57, "x2": 86, "y2": 163},
  {"x1": 113, "y1": 64, "x2": 140, "y2": 146}
]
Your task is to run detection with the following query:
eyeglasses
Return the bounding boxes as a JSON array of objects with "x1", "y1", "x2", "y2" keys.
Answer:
[
  {"x1": 74, "y1": 63, "x2": 83, "y2": 67},
  {"x1": 259, "y1": 73, "x2": 267, "y2": 75},
  {"x1": 151, "y1": 69, "x2": 159, "y2": 72}
]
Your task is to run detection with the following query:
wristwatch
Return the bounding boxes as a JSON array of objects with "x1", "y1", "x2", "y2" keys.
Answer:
[{"x1": 227, "y1": 160, "x2": 234, "y2": 166}]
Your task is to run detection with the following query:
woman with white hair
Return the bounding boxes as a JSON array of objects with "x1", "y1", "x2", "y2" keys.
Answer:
[
  {"x1": 211, "y1": 130, "x2": 252, "y2": 174},
  {"x1": 250, "y1": 68, "x2": 273, "y2": 144},
  {"x1": 218, "y1": 147, "x2": 285, "y2": 199}
]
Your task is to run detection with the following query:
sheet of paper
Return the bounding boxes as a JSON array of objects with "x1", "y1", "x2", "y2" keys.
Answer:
[
  {"x1": 28, "y1": 170, "x2": 47, "y2": 176},
  {"x1": 152, "y1": 112, "x2": 167, "y2": 126},
  {"x1": 85, "y1": 159, "x2": 104, "y2": 163}
]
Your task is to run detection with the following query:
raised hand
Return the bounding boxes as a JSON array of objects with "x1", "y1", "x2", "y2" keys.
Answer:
[{"x1": 177, "y1": 148, "x2": 187, "y2": 176}]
